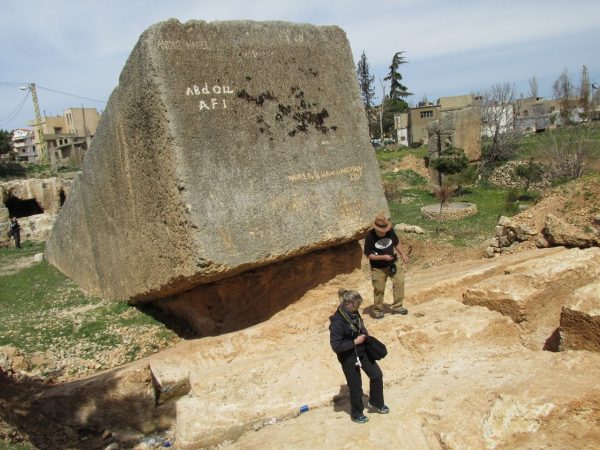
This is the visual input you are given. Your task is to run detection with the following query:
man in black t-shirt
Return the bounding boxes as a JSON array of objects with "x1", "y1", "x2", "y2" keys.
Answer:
[{"x1": 363, "y1": 212, "x2": 409, "y2": 319}]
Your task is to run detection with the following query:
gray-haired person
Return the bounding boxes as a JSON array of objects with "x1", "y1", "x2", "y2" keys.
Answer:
[{"x1": 329, "y1": 288, "x2": 389, "y2": 423}]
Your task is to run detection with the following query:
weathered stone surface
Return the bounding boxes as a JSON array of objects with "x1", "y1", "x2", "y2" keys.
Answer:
[
  {"x1": 395, "y1": 223, "x2": 425, "y2": 234},
  {"x1": 463, "y1": 247, "x2": 600, "y2": 349},
  {"x1": 544, "y1": 214, "x2": 600, "y2": 248},
  {"x1": 0, "y1": 346, "x2": 31, "y2": 372},
  {"x1": 484, "y1": 246, "x2": 496, "y2": 258},
  {"x1": 561, "y1": 281, "x2": 600, "y2": 352},
  {"x1": 149, "y1": 363, "x2": 190, "y2": 405},
  {"x1": 0, "y1": 178, "x2": 71, "y2": 246},
  {"x1": 18, "y1": 247, "x2": 600, "y2": 449},
  {"x1": 497, "y1": 215, "x2": 513, "y2": 228},
  {"x1": 45, "y1": 20, "x2": 387, "y2": 302},
  {"x1": 0, "y1": 178, "x2": 68, "y2": 215}
]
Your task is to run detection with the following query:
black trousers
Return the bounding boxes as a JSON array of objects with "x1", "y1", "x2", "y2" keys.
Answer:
[
  {"x1": 12, "y1": 232, "x2": 21, "y2": 248},
  {"x1": 340, "y1": 352, "x2": 384, "y2": 419}
]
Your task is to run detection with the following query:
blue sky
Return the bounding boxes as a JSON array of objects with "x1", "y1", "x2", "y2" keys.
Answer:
[{"x1": 1, "y1": 0, "x2": 598, "y2": 131}]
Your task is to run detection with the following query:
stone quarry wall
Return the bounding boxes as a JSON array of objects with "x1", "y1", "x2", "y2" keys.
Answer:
[
  {"x1": 0, "y1": 178, "x2": 71, "y2": 246},
  {"x1": 45, "y1": 20, "x2": 387, "y2": 302}
]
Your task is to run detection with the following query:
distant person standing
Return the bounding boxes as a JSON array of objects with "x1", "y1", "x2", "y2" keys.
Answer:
[
  {"x1": 363, "y1": 212, "x2": 409, "y2": 319},
  {"x1": 9, "y1": 217, "x2": 21, "y2": 248}
]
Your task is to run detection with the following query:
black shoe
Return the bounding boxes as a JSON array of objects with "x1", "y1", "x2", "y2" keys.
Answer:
[
  {"x1": 392, "y1": 307, "x2": 408, "y2": 315},
  {"x1": 368, "y1": 402, "x2": 390, "y2": 414},
  {"x1": 351, "y1": 415, "x2": 369, "y2": 424},
  {"x1": 373, "y1": 312, "x2": 384, "y2": 320}
]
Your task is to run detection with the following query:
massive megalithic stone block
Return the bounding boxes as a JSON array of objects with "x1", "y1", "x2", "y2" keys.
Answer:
[{"x1": 45, "y1": 19, "x2": 387, "y2": 302}]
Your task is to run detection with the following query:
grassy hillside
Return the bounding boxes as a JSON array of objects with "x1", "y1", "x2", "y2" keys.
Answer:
[{"x1": 0, "y1": 242, "x2": 179, "y2": 379}]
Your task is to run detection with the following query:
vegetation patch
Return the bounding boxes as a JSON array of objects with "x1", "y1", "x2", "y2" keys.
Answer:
[
  {"x1": 0, "y1": 245, "x2": 179, "y2": 378},
  {"x1": 389, "y1": 185, "x2": 520, "y2": 246}
]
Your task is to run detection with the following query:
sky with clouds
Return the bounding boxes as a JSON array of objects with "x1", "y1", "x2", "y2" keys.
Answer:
[{"x1": 1, "y1": 0, "x2": 598, "y2": 131}]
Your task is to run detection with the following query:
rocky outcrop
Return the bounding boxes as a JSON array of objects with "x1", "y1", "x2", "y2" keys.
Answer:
[
  {"x1": 485, "y1": 213, "x2": 600, "y2": 257},
  {"x1": 543, "y1": 213, "x2": 600, "y2": 248},
  {"x1": 560, "y1": 281, "x2": 600, "y2": 352},
  {"x1": 0, "y1": 178, "x2": 71, "y2": 246},
  {"x1": 45, "y1": 20, "x2": 386, "y2": 303},
  {"x1": 484, "y1": 215, "x2": 538, "y2": 257},
  {"x1": 488, "y1": 160, "x2": 552, "y2": 189},
  {"x1": 0, "y1": 178, "x2": 68, "y2": 216},
  {"x1": 0, "y1": 346, "x2": 31, "y2": 376},
  {"x1": 463, "y1": 247, "x2": 600, "y2": 348}
]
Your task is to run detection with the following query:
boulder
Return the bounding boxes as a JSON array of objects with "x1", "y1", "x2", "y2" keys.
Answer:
[
  {"x1": 0, "y1": 346, "x2": 31, "y2": 372},
  {"x1": 45, "y1": 20, "x2": 387, "y2": 302},
  {"x1": 543, "y1": 214, "x2": 600, "y2": 248},
  {"x1": 395, "y1": 223, "x2": 425, "y2": 234},
  {"x1": 560, "y1": 281, "x2": 600, "y2": 352}
]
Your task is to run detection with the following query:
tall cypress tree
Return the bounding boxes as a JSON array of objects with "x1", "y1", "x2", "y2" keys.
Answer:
[
  {"x1": 384, "y1": 51, "x2": 411, "y2": 100},
  {"x1": 356, "y1": 51, "x2": 375, "y2": 109}
]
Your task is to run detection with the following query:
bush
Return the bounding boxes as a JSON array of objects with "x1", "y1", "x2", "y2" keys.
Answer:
[{"x1": 0, "y1": 162, "x2": 26, "y2": 178}]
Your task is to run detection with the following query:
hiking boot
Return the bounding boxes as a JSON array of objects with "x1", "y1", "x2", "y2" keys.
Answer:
[
  {"x1": 351, "y1": 414, "x2": 369, "y2": 424},
  {"x1": 392, "y1": 307, "x2": 408, "y2": 315},
  {"x1": 374, "y1": 312, "x2": 385, "y2": 320},
  {"x1": 368, "y1": 402, "x2": 390, "y2": 414}
]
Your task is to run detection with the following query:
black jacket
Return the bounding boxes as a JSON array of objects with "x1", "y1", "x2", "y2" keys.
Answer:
[{"x1": 329, "y1": 308, "x2": 368, "y2": 362}]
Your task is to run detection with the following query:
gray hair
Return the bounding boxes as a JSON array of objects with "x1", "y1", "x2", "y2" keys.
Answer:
[{"x1": 338, "y1": 288, "x2": 363, "y2": 306}]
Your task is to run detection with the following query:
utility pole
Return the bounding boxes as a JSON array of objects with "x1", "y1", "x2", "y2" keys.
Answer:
[{"x1": 21, "y1": 83, "x2": 55, "y2": 169}]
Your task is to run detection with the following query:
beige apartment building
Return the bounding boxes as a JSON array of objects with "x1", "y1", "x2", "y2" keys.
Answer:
[
  {"x1": 28, "y1": 107, "x2": 101, "y2": 164},
  {"x1": 395, "y1": 103, "x2": 441, "y2": 146}
]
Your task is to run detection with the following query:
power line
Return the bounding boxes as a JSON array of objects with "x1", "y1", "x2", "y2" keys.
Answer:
[
  {"x1": 0, "y1": 91, "x2": 30, "y2": 126},
  {"x1": 0, "y1": 81, "x2": 107, "y2": 104},
  {"x1": 0, "y1": 81, "x2": 28, "y2": 87},
  {"x1": 36, "y1": 85, "x2": 107, "y2": 104}
]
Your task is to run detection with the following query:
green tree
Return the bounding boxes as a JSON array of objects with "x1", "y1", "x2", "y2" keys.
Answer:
[
  {"x1": 513, "y1": 158, "x2": 543, "y2": 191},
  {"x1": 430, "y1": 146, "x2": 469, "y2": 181},
  {"x1": 430, "y1": 144, "x2": 469, "y2": 214},
  {"x1": 356, "y1": 51, "x2": 375, "y2": 110},
  {"x1": 384, "y1": 51, "x2": 412, "y2": 100},
  {"x1": 0, "y1": 129, "x2": 12, "y2": 156},
  {"x1": 447, "y1": 164, "x2": 478, "y2": 196},
  {"x1": 381, "y1": 97, "x2": 408, "y2": 138}
]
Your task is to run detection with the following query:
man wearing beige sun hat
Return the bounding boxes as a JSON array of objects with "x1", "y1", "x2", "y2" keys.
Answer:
[{"x1": 363, "y1": 211, "x2": 409, "y2": 319}]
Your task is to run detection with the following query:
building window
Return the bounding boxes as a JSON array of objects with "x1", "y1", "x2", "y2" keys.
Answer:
[{"x1": 420, "y1": 110, "x2": 433, "y2": 118}]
